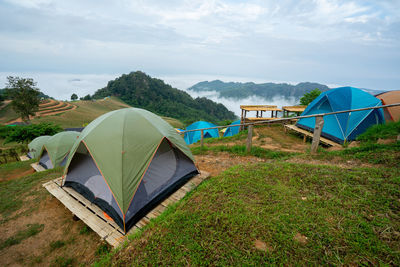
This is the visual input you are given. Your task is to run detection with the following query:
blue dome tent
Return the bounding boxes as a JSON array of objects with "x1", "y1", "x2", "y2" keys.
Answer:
[
  {"x1": 223, "y1": 120, "x2": 241, "y2": 137},
  {"x1": 184, "y1": 121, "x2": 219, "y2": 145},
  {"x1": 296, "y1": 87, "x2": 384, "y2": 144}
]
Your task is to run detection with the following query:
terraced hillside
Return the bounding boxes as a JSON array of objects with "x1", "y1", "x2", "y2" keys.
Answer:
[
  {"x1": 1, "y1": 97, "x2": 183, "y2": 128},
  {"x1": 1, "y1": 99, "x2": 77, "y2": 125}
]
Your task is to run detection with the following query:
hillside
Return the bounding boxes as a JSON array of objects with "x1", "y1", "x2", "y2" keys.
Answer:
[
  {"x1": 189, "y1": 80, "x2": 330, "y2": 101},
  {"x1": 92, "y1": 71, "x2": 236, "y2": 124},
  {"x1": 0, "y1": 97, "x2": 184, "y2": 128}
]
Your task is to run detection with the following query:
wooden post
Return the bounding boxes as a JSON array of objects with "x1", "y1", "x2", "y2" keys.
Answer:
[
  {"x1": 311, "y1": 116, "x2": 324, "y2": 153},
  {"x1": 240, "y1": 108, "x2": 244, "y2": 131},
  {"x1": 200, "y1": 130, "x2": 204, "y2": 149},
  {"x1": 246, "y1": 124, "x2": 253, "y2": 153}
]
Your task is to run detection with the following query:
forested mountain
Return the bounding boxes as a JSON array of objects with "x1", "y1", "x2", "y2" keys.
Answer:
[
  {"x1": 188, "y1": 80, "x2": 330, "y2": 100},
  {"x1": 92, "y1": 72, "x2": 236, "y2": 124}
]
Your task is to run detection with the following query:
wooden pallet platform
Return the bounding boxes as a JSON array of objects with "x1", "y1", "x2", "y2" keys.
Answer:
[
  {"x1": 245, "y1": 117, "x2": 280, "y2": 122},
  {"x1": 284, "y1": 124, "x2": 341, "y2": 147},
  {"x1": 20, "y1": 155, "x2": 30, "y2": 161},
  {"x1": 31, "y1": 162, "x2": 46, "y2": 172},
  {"x1": 43, "y1": 171, "x2": 210, "y2": 248}
]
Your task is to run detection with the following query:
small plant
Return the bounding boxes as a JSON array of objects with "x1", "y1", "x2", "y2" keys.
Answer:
[
  {"x1": 96, "y1": 242, "x2": 111, "y2": 256},
  {"x1": 79, "y1": 225, "x2": 92, "y2": 235},
  {"x1": 50, "y1": 240, "x2": 66, "y2": 250},
  {"x1": 0, "y1": 223, "x2": 44, "y2": 250},
  {"x1": 54, "y1": 257, "x2": 74, "y2": 267}
]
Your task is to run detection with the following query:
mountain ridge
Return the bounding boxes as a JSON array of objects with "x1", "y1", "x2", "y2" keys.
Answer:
[{"x1": 188, "y1": 80, "x2": 331, "y2": 101}]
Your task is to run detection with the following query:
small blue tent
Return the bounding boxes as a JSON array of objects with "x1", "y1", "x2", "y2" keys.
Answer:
[
  {"x1": 223, "y1": 120, "x2": 241, "y2": 137},
  {"x1": 184, "y1": 121, "x2": 219, "y2": 145},
  {"x1": 297, "y1": 87, "x2": 384, "y2": 144}
]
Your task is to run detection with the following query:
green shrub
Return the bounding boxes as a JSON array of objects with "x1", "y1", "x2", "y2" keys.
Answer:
[{"x1": 4, "y1": 122, "x2": 62, "y2": 144}]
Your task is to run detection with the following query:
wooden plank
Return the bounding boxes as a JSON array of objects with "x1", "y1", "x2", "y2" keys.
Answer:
[
  {"x1": 240, "y1": 105, "x2": 277, "y2": 111},
  {"x1": 245, "y1": 117, "x2": 279, "y2": 121},
  {"x1": 19, "y1": 155, "x2": 30, "y2": 161},
  {"x1": 282, "y1": 105, "x2": 306, "y2": 113},
  {"x1": 284, "y1": 124, "x2": 341, "y2": 147},
  {"x1": 43, "y1": 171, "x2": 210, "y2": 248},
  {"x1": 43, "y1": 179, "x2": 124, "y2": 247},
  {"x1": 31, "y1": 163, "x2": 46, "y2": 172}
]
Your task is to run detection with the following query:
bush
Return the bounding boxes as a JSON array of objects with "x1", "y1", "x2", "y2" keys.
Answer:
[{"x1": 4, "y1": 123, "x2": 63, "y2": 144}]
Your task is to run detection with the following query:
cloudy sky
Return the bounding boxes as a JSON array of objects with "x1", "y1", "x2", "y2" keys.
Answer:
[{"x1": 0, "y1": 0, "x2": 399, "y2": 101}]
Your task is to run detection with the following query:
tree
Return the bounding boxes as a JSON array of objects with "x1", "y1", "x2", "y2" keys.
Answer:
[
  {"x1": 300, "y1": 88, "x2": 322, "y2": 106},
  {"x1": 81, "y1": 94, "x2": 92, "y2": 101},
  {"x1": 5, "y1": 76, "x2": 41, "y2": 122},
  {"x1": 71, "y1": 93, "x2": 78, "y2": 101}
]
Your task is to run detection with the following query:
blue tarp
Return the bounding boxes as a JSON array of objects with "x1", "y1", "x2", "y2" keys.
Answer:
[
  {"x1": 184, "y1": 121, "x2": 219, "y2": 145},
  {"x1": 223, "y1": 120, "x2": 241, "y2": 137},
  {"x1": 296, "y1": 87, "x2": 385, "y2": 144}
]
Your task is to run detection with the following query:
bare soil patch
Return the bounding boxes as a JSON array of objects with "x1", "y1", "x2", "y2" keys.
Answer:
[
  {"x1": 195, "y1": 152, "x2": 265, "y2": 176},
  {"x1": 0, "y1": 187, "x2": 102, "y2": 266},
  {"x1": 1, "y1": 168, "x2": 35, "y2": 182}
]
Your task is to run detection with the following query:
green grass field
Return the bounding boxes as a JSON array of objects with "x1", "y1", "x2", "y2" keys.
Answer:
[
  {"x1": 95, "y1": 137, "x2": 399, "y2": 266},
  {"x1": 0, "y1": 96, "x2": 184, "y2": 129}
]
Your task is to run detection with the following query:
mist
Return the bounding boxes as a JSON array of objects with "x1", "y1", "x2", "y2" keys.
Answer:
[{"x1": 183, "y1": 89, "x2": 298, "y2": 117}]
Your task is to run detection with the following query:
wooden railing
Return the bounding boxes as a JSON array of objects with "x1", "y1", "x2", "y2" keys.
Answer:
[{"x1": 180, "y1": 103, "x2": 400, "y2": 153}]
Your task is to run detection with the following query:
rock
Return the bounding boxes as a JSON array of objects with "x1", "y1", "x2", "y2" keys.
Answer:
[{"x1": 293, "y1": 233, "x2": 308, "y2": 244}]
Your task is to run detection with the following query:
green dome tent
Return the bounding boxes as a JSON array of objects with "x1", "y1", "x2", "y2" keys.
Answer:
[
  {"x1": 39, "y1": 131, "x2": 80, "y2": 169},
  {"x1": 62, "y1": 108, "x2": 199, "y2": 233},
  {"x1": 28, "y1": 135, "x2": 51, "y2": 159}
]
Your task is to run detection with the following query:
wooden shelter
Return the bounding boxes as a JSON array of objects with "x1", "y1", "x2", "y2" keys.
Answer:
[
  {"x1": 282, "y1": 105, "x2": 306, "y2": 117},
  {"x1": 240, "y1": 105, "x2": 282, "y2": 128}
]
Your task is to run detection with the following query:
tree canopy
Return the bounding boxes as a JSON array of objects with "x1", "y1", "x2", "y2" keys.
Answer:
[
  {"x1": 5, "y1": 76, "x2": 41, "y2": 122},
  {"x1": 92, "y1": 71, "x2": 236, "y2": 124},
  {"x1": 300, "y1": 88, "x2": 322, "y2": 106},
  {"x1": 71, "y1": 93, "x2": 78, "y2": 101}
]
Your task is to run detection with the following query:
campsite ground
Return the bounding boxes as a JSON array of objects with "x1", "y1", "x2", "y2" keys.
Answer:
[{"x1": 0, "y1": 124, "x2": 399, "y2": 266}]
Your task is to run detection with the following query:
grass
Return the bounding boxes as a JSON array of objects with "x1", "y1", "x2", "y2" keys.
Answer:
[
  {"x1": 20, "y1": 96, "x2": 184, "y2": 128},
  {"x1": 0, "y1": 223, "x2": 44, "y2": 250},
  {"x1": 50, "y1": 240, "x2": 66, "y2": 250},
  {"x1": 53, "y1": 257, "x2": 75, "y2": 267},
  {"x1": 201, "y1": 129, "x2": 248, "y2": 144},
  {"x1": 191, "y1": 144, "x2": 296, "y2": 160},
  {"x1": 0, "y1": 158, "x2": 34, "y2": 179},
  {"x1": 357, "y1": 121, "x2": 400, "y2": 143},
  {"x1": 0, "y1": 103, "x2": 19, "y2": 124},
  {"x1": 98, "y1": 162, "x2": 400, "y2": 266},
  {"x1": 310, "y1": 142, "x2": 400, "y2": 166},
  {"x1": 0, "y1": 165, "x2": 64, "y2": 222}
]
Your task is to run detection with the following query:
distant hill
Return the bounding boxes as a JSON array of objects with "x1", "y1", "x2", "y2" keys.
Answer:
[
  {"x1": 188, "y1": 80, "x2": 330, "y2": 101},
  {"x1": 92, "y1": 72, "x2": 236, "y2": 124}
]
